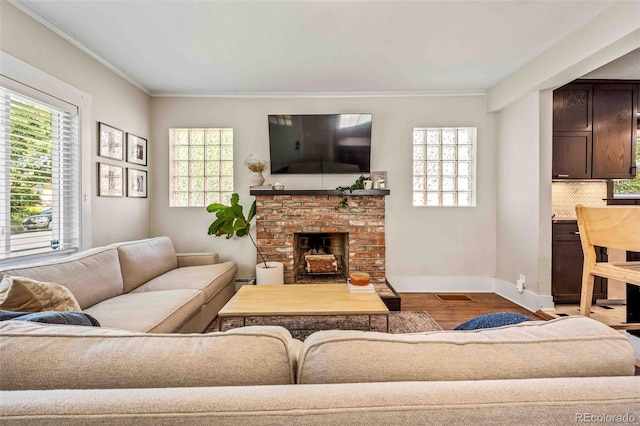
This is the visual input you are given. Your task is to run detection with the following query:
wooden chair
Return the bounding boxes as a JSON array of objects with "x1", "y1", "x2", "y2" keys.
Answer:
[{"x1": 575, "y1": 205, "x2": 640, "y2": 326}]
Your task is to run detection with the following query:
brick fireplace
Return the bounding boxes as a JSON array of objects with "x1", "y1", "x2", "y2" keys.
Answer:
[{"x1": 251, "y1": 189, "x2": 390, "y2": 295}]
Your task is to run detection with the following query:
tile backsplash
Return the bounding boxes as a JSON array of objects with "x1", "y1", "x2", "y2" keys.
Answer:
[{"x1": 552, "y1": 181, "x2": 607, "y2": 218}]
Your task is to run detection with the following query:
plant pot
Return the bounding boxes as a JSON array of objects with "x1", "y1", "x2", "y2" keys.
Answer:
[
  {"x1": 250, "y1": 171, "x2": 265, "y2": 187},
  {"x1": 256, "y1": 261, "x2": 284, "y2": 285}
]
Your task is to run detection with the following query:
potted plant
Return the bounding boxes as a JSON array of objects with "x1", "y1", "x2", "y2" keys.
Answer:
[
  {"x1": 335, "y1": 175, "x2": 369, "y2": 209},
  {"x1": 206, "y1": 193, "x2": 283, "y2": 284}
]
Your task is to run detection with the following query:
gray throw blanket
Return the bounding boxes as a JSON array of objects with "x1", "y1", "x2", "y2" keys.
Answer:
[{"x1": 0, "y1": 310, "x2": 100, "y2": 327}]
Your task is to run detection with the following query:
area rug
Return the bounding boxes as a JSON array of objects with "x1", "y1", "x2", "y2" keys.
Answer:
[{"x1": 205, "y1": 311, "x2": 442, "y2": 340}]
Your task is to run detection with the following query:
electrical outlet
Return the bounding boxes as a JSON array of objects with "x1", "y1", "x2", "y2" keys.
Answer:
[{"x1": 516, "y1": 274, "x2": 526, "y2": 293}]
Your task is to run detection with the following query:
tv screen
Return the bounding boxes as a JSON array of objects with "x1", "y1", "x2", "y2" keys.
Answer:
[{"x1": 268, "y1": 114, "x2": 372, "y2": 174}]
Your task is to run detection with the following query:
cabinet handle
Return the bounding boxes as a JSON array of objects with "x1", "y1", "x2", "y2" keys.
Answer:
[
  {"x1": 573, "y1": 231, "x2": 580, "y2": 235},
  {"x1": 555, "y1": 174, "x2": 570, "y2": 178}
]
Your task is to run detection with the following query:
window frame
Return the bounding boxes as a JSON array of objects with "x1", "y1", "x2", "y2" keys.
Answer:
[
  {"x1": 606, "y1": 121, "x2": 640, "y2": 205},
  {"x1": 0, "y1": 52, "x2": 92, "y2": 266},
  {"x1": 412, "y1": 126, "x2": 477, "y2": 207},
  {"x1": 168, "y1": 128, "x2": 234, "y2": 208}
]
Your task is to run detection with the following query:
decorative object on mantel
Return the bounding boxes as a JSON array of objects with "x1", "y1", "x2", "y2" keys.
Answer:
[
  {"x1": 371, "y1": 171, "x2": 388, "y2": 189},
  {"x1": 244, "y1": 155, "x2": 268, "y2": 187},
  {"x1": 272, "y1": 182, "x2": 285, "y2": 190},
  {"x1": 206, "y1": 193, "x2": 283, "y2": 284},
  {"x1": 335, "y1": 175, "x2": 369, "y2": 209}
]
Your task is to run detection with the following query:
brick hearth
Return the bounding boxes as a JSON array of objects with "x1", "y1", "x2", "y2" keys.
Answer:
[{"x1": 251, "y1": 190, "x2": 395, "y2": 299}]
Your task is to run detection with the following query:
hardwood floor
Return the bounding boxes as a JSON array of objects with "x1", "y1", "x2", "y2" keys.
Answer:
[{"x1": 400, "y1": 292, "x2": 544, "y2": 330}]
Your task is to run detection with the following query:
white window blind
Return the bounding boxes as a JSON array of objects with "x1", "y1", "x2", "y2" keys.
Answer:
[
  {"x1": 0, "y1": 85, "x2": 80, "y2": 261},
  {"x1": 169, "y1": 128, "x2": 234, "y2": 207}
]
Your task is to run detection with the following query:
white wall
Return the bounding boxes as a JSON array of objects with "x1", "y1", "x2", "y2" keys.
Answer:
[
  {"x1": 496, "y1": 92, "x2": 542, "y2": 292},
  {"x1": 151, "y1": 96, "x2": 498, "y2": 282},
  {"x1": 0, "y1": 1, "x2": 151, "y2": 247}
]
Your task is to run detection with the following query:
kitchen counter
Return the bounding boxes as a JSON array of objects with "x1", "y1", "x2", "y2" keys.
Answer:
[{"x1": 552, "y1": 216, "x2": 577, "y2": 223}]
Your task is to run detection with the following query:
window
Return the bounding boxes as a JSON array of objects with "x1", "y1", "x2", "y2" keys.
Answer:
[
  {"x1": 0, "y1": 85, "x2": 80, "y2": 260},
  {"x1": 169, "y1": 128, "x2": 234, "y2": 207},
  {"x1": 412, "y1": 127, "x2": 476, "y2": 207},
  {"x1": 608, "y1": 131, "x2": 640, "y2": 203}
]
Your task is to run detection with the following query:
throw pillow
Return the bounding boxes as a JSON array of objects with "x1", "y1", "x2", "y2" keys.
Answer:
[
  {"x1": 0, "y1": 275, "x2": 81, "y2": 312},
  {"x1": 454, "y1": 312, "x2": 533, "y2": 330}
]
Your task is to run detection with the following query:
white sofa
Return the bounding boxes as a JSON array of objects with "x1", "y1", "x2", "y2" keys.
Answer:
[
  {"x1": 0, "y1": 316, "x2": 638, "y2": 424},
  {"x1": 0, "y1": 236, "x2": 237, "y2": 333}
]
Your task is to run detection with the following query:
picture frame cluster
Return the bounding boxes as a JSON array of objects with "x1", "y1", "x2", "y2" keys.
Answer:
[{"x1": 97, "y1": 122, "x2": 148, "y2": 198}]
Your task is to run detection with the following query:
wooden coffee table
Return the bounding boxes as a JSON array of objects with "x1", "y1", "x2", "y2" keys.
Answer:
[{"x1": 218, "y1": 284, "x2": 389, "y2": 332}]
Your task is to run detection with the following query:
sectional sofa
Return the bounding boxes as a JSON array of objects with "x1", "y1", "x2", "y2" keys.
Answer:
[
  {"x1": 0, "y1": 236, "x2": 238, "y2": 333},
  {"x1": 1, "y1": 316, "x2": 638, "y2": 424}
]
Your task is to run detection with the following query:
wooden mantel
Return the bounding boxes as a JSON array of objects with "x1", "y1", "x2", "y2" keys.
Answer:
[{"x1": 250, "y1": 189, "x2": 390, "y2": 196}]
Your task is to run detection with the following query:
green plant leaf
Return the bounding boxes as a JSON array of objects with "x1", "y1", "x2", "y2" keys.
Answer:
[
  {"x1": 206, "y1": 203, "x2": 226, "y2": 213},
  {"x1": 247, "y1": 200, "x2": 256, "y2": 222}
]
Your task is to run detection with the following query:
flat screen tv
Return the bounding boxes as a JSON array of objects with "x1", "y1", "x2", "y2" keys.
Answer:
[{"x1": 268, "y1": 113, "x2": 372, "y2": 174}]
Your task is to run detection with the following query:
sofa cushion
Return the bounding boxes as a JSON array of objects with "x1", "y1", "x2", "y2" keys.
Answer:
[
  {"x1": 116, "y1": 237, "x2": 178, "y2": 293},
  {"x1": 0, "y1": 247, "x2": 123, "y2": 309},
  {"x1": 1, "y1": 377, "x2": 638, "y2": 424},
  {"x1": 0, "y1": 275, "x2": 81, "y2": 312},
  {"x1": 83, "y1": 290, "x2": 204, "y2": 333},
  {"x1": 0, "y1": 321, "x2": 300, "y2": 390},
  {"x1": 131, "y1": 261, "x2": 237, "y2": 303},
  {"x1": 297, "y1": 317, "x2": 636, "y2": 384}
]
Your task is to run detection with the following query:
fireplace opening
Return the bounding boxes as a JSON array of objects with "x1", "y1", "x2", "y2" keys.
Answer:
[{"x1": 294, "y1": 232, "x2": 348, "y2": 283}]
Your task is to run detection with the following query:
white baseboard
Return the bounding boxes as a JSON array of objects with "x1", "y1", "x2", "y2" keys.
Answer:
[
  {"x1": 388, "y1": 275, "x2": 495, "y2": 293},
  {"x1": 493, "y1": 278, "x2": 554, "y2": 312},
  {"x1": 387, "y1": 275, "x2": 554, "y2": 313}
]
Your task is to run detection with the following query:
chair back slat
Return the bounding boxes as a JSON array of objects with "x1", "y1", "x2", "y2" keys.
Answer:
[{"x1": 575, "y1": 205, "x2": 640, "y2": 252}]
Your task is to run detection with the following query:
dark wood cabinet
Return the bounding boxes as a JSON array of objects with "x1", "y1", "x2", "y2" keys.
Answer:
[
  {"x1": 552, "y1": 132, "x2": 592, "y2": 179},
  {"x1": 592, "y1": 84, "x2": 637, "y2": 179},
  {"x1": 552, "y1": 82, "x2": 637, "y2": 179},
  {"x1": 553, "y1": 84, "x2": 592, "y2": 132},
  {"x1": 552, "y1": 222, "x2": 607, "y2": 303}
]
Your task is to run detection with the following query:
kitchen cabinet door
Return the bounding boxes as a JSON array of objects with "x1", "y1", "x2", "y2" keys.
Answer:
[
  {"x1": 553, "y1": 84, "x2": 592, "y2": 132},
  {"x1": 592, "y1": 84, "x2": 637, "y2": 179},
  {"x1": 552, "y1": 222, "x2": 607, "y2": 304},
  {"x1": 552, "y1": 132, "x2": 592, "y2": 179}
]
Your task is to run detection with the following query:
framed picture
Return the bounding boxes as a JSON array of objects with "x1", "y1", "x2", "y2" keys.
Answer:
[
  {"x1": 370, "y1": 171, "x2": 388, "y2": 189},
  {"x1": 127, "y1": 168, "x2": 147, "y2": 198},
  {"x1": 127, "y1": 133, "x2": 147, "y2": 166},
  {"x1": 98, "y1": 122, "x2": 124, "y2": 160},
  {"x1": 98, "y1": 163, "x2": 123, "y2": 197}
]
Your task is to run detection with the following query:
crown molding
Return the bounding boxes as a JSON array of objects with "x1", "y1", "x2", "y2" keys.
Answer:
[{"x1": 151, "y1": 90, "x2": 487, "y2": 98}]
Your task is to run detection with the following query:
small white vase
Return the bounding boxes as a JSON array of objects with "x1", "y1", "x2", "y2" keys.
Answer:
[
  {"x1": 256, "y1": 261, "x2": 284, "y2": 285},
  {"x1": 250, "y1": 171, "x2": 265, "y2": 187}
]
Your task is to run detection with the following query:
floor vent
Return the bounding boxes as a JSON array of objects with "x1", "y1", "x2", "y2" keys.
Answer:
[{"x1": 435, "y1": 294, "x2": 473, "y2": 302}]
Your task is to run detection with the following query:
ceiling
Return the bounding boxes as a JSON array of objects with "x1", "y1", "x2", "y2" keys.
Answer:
[{"x1": 14, "y1": 0, "x2": 620, "y2": 96}]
